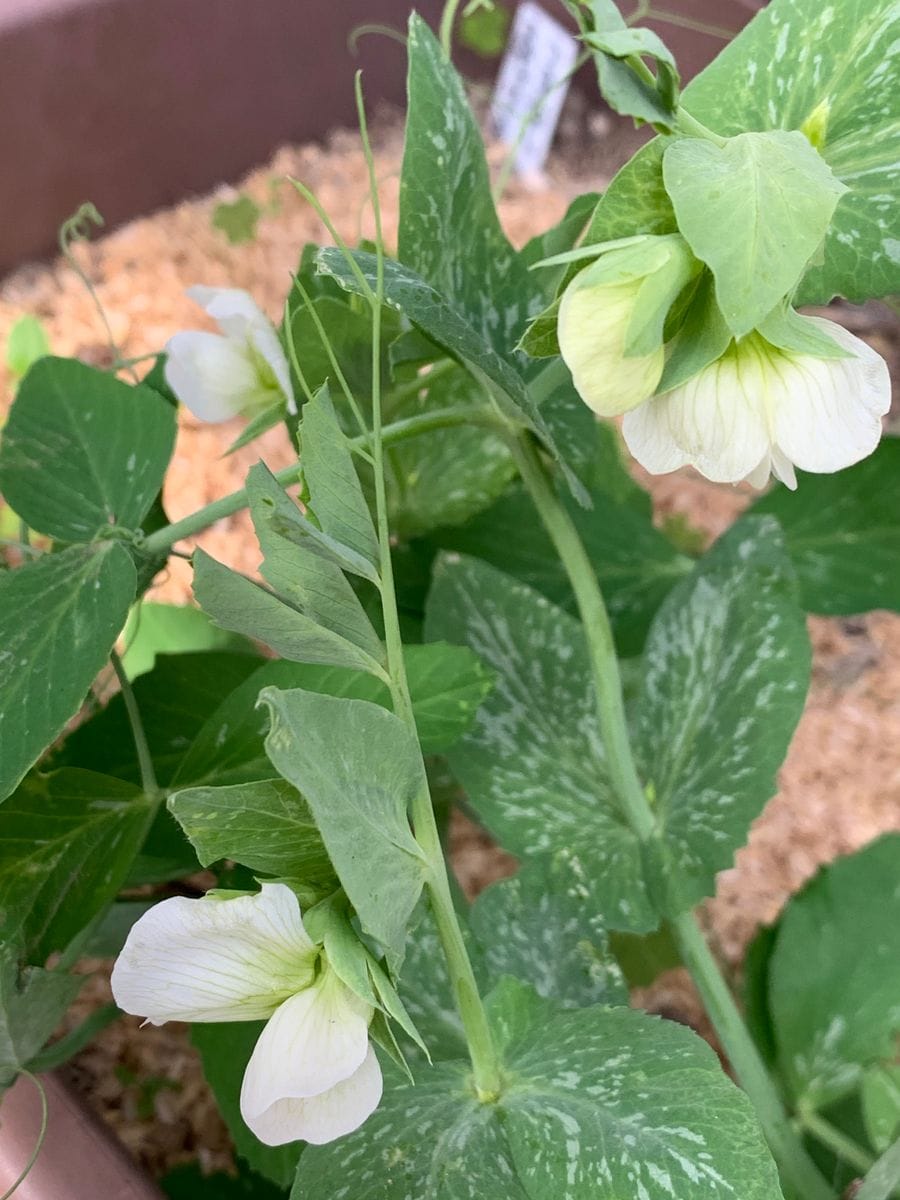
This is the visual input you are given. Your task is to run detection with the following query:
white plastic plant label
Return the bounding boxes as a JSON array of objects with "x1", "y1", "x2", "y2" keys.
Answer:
[{"x1": 489, "y1": 1, "x2": 579, "y2": 176}]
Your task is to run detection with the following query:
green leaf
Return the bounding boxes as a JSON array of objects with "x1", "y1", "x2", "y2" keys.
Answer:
[
  {"x1": 299, "y1": 386, "x2": 379, "y2": 569},
  {"x1": 297, "y1": 1006, "x2": 783, "y2": 1199},
  {"x1": 251, "y1": 459, "x2": 377, "y2": 584},
  {"x1": 435, "y1": 472, "x2": 690, "y2": 658},
  {"x1": 662, "y1": 131, "x2": 846, "y2": 336},
  {"x1": 168, "y1": 778, "x2": 335, "y2": 898},
  {"x1": 681, "y1": 0, "x2": 900, "y2": 305},
  {"x1": 246, "y1": 462, "x2": 383, "y2": 658},
  {"x1": 316, "y1": 248, "x2": 589, "y2": 506},
  {"x1": 192, "y1": 549, "x2": 386, "y2": 677},
  {"x1": 192, "y1": 1022, "x2": 301, "y2": 1187},
  {"x1": 0, "y1": 769, "x2": 153, "y2": 962},
  {"x1": 635, "y1": 518, "x2": 810, "y2": 912},
  {"x1": 54, "y1": 651, "x2": 261, "y2": 789},
  {"x1": 0, "y1": 943, "x2": 82, "y2": 1087},
  {"x1": 749, "y1": 437, "x2": 900, "y2": 615},
  {"x1": 383, "y1": 365, "x2": 515, "y2": 538},
  {"x1": 163, "y1": 1163, "x2": 287, "y2": 1200},
  {"x1": 470, "y1": 859, "x2": 628, "y2": 1008},
  {"x1": 425, "y1": 554, "x2": 656, "y2": 931},
  {"x1": 0, "y1": 541, "x2": 136, "y2": 803},
  {"x1": 582, "y1": 24, "x2": 680, "y2": 130},
  {"x1": 6, "y1": 315, "x2": 50, "y2": 380},
  {"x1": 862, "y1": 1063, "x2": 900, "y2": 1154},
  {"x1": 121, "y1": 602, "x2": 253, "y2": 679},
  {"x1": 212, "y1": 194, "x2": 263, "y2": 245},
  {"x1": 399, "y1": 13, "x2": 542, "y2": 360},
  {"x1": 766, "y1": 833, "x2": 900, "y2": 1110},
  {"x1": 0, "y1": 357, "x2": 177, "y2": 541},
  {"x1": 260, "y1": 688, "x2": 428, "y2": 969},
  {"x1": 175, "y1": 645, "x2": 491, "y2": 790}
]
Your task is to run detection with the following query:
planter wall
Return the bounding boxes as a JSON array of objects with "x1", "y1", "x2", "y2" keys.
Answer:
[{"x1": 0, "y1": 0, "x2": 763, "y2": 274}]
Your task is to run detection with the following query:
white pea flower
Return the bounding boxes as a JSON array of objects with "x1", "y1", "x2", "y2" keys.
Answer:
[
  {"x1": 621, "y1": 316, "x2": 890, "y2": 489},
  {"x1": 110, "y1": 883, "x2": 382, "y2": 1146},
  {"x1": 165, "y1": 286, "x2": 296, "y2": 423},
  {"x1": 558, "y1": 234, "x2": 699, "y2": 417}
]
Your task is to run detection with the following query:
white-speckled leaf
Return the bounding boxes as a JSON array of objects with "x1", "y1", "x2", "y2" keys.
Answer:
[
  {"x1": 471, "y1": 859, "x2": 629, "y2": 1009},
  {"x1": 635, "y1": 518, "x2": 811, "y2": 912},
  {"x1": 425, "y1": 555, "x2": 656, "y2": 932},
  {"x1": 767, "y1": 833, "x2": 900, "y2": 1110},
  {"x1": 294, "y1": 1006, "x2": 783, "y2": 1199},
  {"x1": 681, "y1": 0, "x2": 900, "y2": 305},
  {"x1": 399, "y1": 14, "x2": 543, "y2": 358}
]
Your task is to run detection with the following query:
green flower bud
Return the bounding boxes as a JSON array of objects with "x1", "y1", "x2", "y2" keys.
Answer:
[{"x1": 558, "y1": 234, "x2": 700, "y2": 417}]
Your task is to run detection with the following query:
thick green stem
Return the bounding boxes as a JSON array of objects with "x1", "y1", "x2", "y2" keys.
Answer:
[
  {"x1": 856, "y1": 1138, "x2": 900, "y2": 1200},
  {"x1": 357, "y1": 77, "x2": 501, "y2": 1101},
  {"x1": 110, "y1": 649, "x2": 160, "y2": 800},
  {"x1": 140, "y1": 405, "x2": 496, "y2": 558},
  {"x1": 510, "y1": 435, "x2": 655, "y2": 839},
  {"x1": 512, "y1": 431, "x2": 834, "y2": 1200},
  {"x1": 672, "y1": 913, "x2": 834, "y2": 1200}
]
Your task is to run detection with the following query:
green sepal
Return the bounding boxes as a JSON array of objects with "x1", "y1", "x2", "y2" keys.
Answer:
[
  {"x1": 756, "y1": 303, "x2": 853, "y2": 360},
  {"x1": 657, "y1": 272, "x2": 732, "y2": 394}
]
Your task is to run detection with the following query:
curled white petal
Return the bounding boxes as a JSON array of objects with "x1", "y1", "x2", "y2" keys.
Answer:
[
  {"x1": 111, "y1": 883, "x2": 317, "y2": 1025},
  {"x1": 623, "y1": 317, "x2": 890, "y2": 488},
  {"x1": 559, "y1": 278, "x2": 664, "y2": 418},
  {"x1": 164, "y1": 331, "x2": 265, "y2": 423},
  {"x1": 243, "y1": 1043, "x2": 382, "y2": 1146},
  {"x1": 769, "y1": 317, "x2": 889, "y2": 474},
  {"x1": 240, "y1": 970, "x2": 377, "y2": 1145},
  {"x1": 187, "y1": 285, "x2": 295, "y2": 413}
]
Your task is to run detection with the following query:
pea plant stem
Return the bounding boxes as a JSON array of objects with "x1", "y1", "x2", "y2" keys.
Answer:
[
  {"x1": 797, "y1": 1107, "x2": 876, "y2": 1176},
  {"x1": 109, "y1": 649, "x2": 160, "y2": 801},
  {"x1": 510, "y1": 431, "x2": 835, "y2": 1200},
  {"x1": 357, "y1": 75, "x2": 502, "y2": 1101},
  {"x1": 139, "y1": 404, "x2": 497, "y2": 559}
]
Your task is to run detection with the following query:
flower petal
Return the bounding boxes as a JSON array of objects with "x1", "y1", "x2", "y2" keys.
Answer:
[
  {"x1": 164, "y1": 331, "x2": 263, "y2": 423},
  {"x1": 623, "y1": 349, "x2": 770, "y2": 484},
  {"x1": 559, "y1": 278, "x2": 664, "y2": 417},
  {"x1": 240, "y1": 970, "x2": 373, "y2": 1133},
  {"x1": 187, "y1": 285, "x2": 295, "y2": 413},
  {"x1": 770, "y1": 317, "x2": 890, "y2": 474},
  {"x1": 111, "y1": 884, "x2": 317, "y2": 1024},
  {"x1": 242, "y1": 1043, "x2": 383, "y2": 1146}
]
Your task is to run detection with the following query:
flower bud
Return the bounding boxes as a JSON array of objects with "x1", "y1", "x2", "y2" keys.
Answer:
[{"x1": 558, "y1": 234, "x2": 699, "y2": 417}]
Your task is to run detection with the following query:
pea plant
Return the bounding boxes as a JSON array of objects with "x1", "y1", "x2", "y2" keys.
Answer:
[{"x1": 1, "y1": 1, "x2": 898, "y2": 1198}]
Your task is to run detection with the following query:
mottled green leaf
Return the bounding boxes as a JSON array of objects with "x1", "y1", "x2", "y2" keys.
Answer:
[
  {"x1": 635, "y1": 518, "x2": 810, "y2": 912},
  {"x1": 0, "y1": 357, "x2": 176, "y2": 541},
  {"x1": 296, "y1": 1006, "x2": 782, "y2": 1199},
  {"x1": 0, "y1": 943, "x2": 82, "y2": 1087},
  {"x1": 682, "y1": 0, "x2": 900, "y2": 305},
  {"x1": 471, "y1": 859, "x2": 628, "y2": 1008},
  {"x1": 425, "y1": 554, "x2": 656, "y2": 931},
  {"x1": 399, "y1": 13, "x2": 542, "y2": 359},
  {"x1": 0, "y1": 542, "x2": 136, "y2": 803}
]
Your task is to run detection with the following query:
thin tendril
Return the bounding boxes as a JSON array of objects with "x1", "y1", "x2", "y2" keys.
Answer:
[
  {"x1": 58, "y1": 204, "x2": 138, "y2": 383},
  {"x1": 1, "y1": 1071, "x2": 48, "y2": 1200}
]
